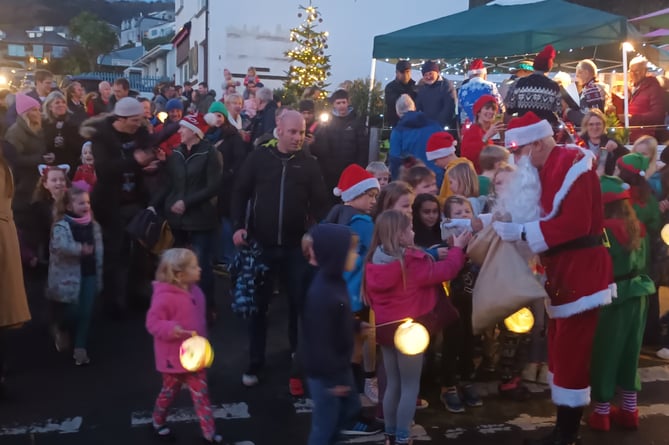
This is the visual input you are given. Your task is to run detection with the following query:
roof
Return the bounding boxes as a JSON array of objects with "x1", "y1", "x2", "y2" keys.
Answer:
[
  {"x1": 98, "y1": 46, "x2": 145, "y2": 67},
  {"x1": 373, "y1": 0, "x2": 639, "y2": 60},
  {"x1": 0, "y1": 29, "x2": 77, "y2": 46},
  {"x1": 133, "y1": 44, "x2": 172, "y2": 65}
]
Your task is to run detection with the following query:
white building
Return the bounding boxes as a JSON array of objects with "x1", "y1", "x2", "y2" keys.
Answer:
[
  {"x1": 132, "y1": 43, "x2": 176, "y2": 80},
  {"x1": 174, "y1": 0, "x2": 469, "y2": 97},
  {"x1": 121, "y1": 11, "x2": 175, "y2": 46}
]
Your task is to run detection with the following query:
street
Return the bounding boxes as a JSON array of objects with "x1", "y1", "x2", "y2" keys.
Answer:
[{"x1": 1, "y1": 273, "x2": 669, "y2": 445}]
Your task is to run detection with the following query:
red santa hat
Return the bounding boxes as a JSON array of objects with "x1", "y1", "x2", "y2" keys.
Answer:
[
  {"x1": 333, "y1": 164, "x2": 380, "y2": 202},
  {"x1": 468, "y1": 59, "x2": 487, "y2": 77},
  {"x1": 533, "y1": 44, "x2": 556, "y2": 72},
  {"x1": 179, "y1": 113, "x2": 208, "y2": 139},
  {"x1": 504, "y1": 112, "x2": 553, "y2": 151},
  {"x1": 425, "y1": 132, "x2": 456, "y2": 161},
  {"x1": 473, "y1": 94, "x2": 498, "y2": 117}
]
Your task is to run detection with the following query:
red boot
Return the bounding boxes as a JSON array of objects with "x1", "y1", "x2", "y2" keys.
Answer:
[
  {"x1": 588, "y1": 411, "x2": 610, "y2": 432},
  {"x1": 610, "y1": 406, "x2": 639, "y2": 430}
]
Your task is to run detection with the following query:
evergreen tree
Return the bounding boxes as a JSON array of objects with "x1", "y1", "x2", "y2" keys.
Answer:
[{"x1": 284, "y1": 2, "x2": 331, "y2": 100}]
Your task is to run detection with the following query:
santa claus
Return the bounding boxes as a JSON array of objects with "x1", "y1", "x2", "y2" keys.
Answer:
[{"x1": 493, "y1": 112, "x2": 614, "y2": 445}]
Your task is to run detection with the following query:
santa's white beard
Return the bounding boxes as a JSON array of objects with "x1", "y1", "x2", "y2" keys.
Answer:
[{"x1": 494, "y1": 155, "x2": 542, "y2": 223}]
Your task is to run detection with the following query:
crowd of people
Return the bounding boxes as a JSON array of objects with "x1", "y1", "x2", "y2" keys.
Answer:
[{"x1": 0, "y1": 48, "x2": 668, "y2": 445}]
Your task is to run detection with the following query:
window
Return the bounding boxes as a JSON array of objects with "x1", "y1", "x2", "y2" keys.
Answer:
[
  {"x1": 8, "y1": 44, "x2": 25, "y2": 57},
  {"x1": 32, "y1": 45, "x2": 43, "y2": 58},
  {"x1": 51, "y1": 46, "x2": 67, "y2": 58}
]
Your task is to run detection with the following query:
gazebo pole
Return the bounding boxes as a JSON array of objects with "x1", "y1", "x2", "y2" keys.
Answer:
[
  {"x1": 366, "y1": 58, "x2": 377, "y2": 128},
  {"x1": 622, "y1": 43, "x2": 632, "y2": 130}
]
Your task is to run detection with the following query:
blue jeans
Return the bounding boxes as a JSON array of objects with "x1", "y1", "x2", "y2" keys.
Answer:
[
  {"x1": 174, "y1": 229, "x2": 216, "y2": 309},
  {"x1": 217, "y1": 217, "x2": 236, "y2": 265},
  {"x1": 381, "y1": 346, "x2": 423, "y2": 443},
  {"x1": 307, "y1": 370, "x2": 361, "y2": 445}
]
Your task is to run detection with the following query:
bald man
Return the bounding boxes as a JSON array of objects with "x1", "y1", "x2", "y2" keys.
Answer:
[
  {"x1": 89, "y1": 81, "x2": 113, "y2": 116},
  {"x1": 231, "y1": 109, "x2": 329, "y2": 387}
]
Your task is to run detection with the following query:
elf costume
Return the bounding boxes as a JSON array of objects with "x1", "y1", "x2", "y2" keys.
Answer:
[{"x1": 588, "y1": 176, "x2": 655, "y2": 432}]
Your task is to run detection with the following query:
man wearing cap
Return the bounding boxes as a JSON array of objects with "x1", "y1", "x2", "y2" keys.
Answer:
[
  {"x1": 457, "y1": 59, "x2": 504, "y2": 126},
  {"x1": 384, "y1": 60, "x2": 417, "y2": 127},
  {"x1": 492, "y1": 111, "x2": 614, "y2": 445},
  {"x1": 153, "y1": 98, "x2": 185, "y2": 157},
  {"x1": 416, "y1": 60, "x2": 457, "y2": 131},
  {"x1": 500, "y1": 60, "x2": 534, "y2": 106},
  {"x1": 231, "y1": 110, "x2": 329, "y2": 387},
  {"x1": 506, "y1": 45, "x2": 562, "y2": 126},
  {"x1": 312, "y1": 89, "x2": 369, "y2": 205},
  {"x1": 80, "y1": 97, "x2": 157, "y2": 317}
]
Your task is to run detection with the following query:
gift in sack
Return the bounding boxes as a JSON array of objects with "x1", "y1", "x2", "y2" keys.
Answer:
[
  {"x1": 466, "y1": 223, "x2": 497, "y2": 266},
  {"x1": 470, "y1": 225, "x2": 547, "y2": 334}
]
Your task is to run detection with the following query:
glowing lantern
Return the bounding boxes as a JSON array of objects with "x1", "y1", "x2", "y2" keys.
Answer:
[
  {"x1": 179, "y1": 334, "x2": 214, "y2": 372},
  {"x1": 394, "y1": 319, "x2": 430, "y2": 356},
  {"x1": 661, "y1": 224, "x2": 669, "y2": 245},
  {"x1": 504, "y1": 308, "x2": 535, "y2": 334},
  {"x1": 157, "y1": 111, "x2": 168, "y2": 123}
]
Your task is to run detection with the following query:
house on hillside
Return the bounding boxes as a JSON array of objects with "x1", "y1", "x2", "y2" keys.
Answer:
[
  {"x1": 0, "y1": 26, "x2": 79, "y2": 69},
  {"x1": 120, "y1": 11, "x2": 175, "y2": 47},
  {"x1": 132, "y1": 43, "x2": 175, "y2": 80},
  {"x1": 98, "y1": 46, "x2": 146, "y2": 68}
]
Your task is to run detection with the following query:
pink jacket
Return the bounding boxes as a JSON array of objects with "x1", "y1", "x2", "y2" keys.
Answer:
[
  {"x1": 364, "y1": 247, "x2": 466, "y2": 325},
  {"x1": 146, "y1": 281, "x2": 208, "y2": 373}
]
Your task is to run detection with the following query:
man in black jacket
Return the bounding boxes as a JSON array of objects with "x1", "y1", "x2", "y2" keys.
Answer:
[
  {"x1": 231, "y1": 109, "x2": 329, "y2": 387},
  {"x1": 80, "y1": 97, "x2": 156, "y2": 317},
  {"x1": 384, "y1": 60, "x2": 416, "y2": 127}
]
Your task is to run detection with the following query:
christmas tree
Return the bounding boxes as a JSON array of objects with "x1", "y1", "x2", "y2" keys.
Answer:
[{"x1": 284, "y1": 2, "x2": 331, "y2": 100}]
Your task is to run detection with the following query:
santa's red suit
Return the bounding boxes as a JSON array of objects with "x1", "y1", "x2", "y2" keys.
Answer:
[{"x1": 523, "y1": 144, "x2": 614, "y2": 407}]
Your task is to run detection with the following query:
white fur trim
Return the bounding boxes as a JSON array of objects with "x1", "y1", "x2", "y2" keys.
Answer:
[
  {"x1": 523, "y1": 220, "x2": 548, "y2": 253},
  {"x1": 179, "y1": 120, "x2": 204, "y2": 138},
  {"x1": 552, "y1": 382, "x2": 591, "y2": 407},
  {"x1": 204, "y1": 112, "x2": 217, "y2": 126},
  {"x1": 338, "y1": 177, "x2": 380, "y2": 202},
  {"x1": 545, "y1": 285, "x2": 614, "y2": 319},
  {"x1": 541, "y1": 146, "x2": 594, "y2": 221},
  {"x1": 504, "y1": 119, "x2": 553, "y2": 149},
  {"x1": 426, "y1": 147, "x2": 455, "y2": 161}
]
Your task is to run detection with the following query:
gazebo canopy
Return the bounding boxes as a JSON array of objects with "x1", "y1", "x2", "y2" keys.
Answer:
[{"x1": 373, "y1": 0, "x2": 641, "y2": 61}]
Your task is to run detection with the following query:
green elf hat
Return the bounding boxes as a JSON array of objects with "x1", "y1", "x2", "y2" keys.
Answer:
[
  {"x1": 616, "y1": 152, "x2": 650, "y2": 178},
  {"x1": 600, "y1": 175, "x2": 631, "y2": 204}
]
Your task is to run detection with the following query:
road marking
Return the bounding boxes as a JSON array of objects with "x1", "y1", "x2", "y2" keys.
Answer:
[
  {"x1": 639, "y1": 365, "x2": 669, "y2": 382},
  {"x1": 130, "y1": 402, "x2": 250, "y2": 427},
  {"x1": 0, "y1": 417, "x2": 83, "y2": 436}
]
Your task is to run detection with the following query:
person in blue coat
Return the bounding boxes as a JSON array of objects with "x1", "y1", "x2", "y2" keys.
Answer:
[{"x1": 389, "y1": 94, "x2": 444, "y2": 186}]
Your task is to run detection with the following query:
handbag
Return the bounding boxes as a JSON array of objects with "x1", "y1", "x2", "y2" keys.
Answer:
[{"x1": 126, "y1": 208, "x2": 174, "y2": 255}]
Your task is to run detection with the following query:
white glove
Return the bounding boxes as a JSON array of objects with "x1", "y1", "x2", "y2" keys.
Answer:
[
  {"x1": 493, "y1": 221, "x2": 524, "y2": 242},
  {"x1": 441, "y1": 218, "x2": 472, "y2": 230}
]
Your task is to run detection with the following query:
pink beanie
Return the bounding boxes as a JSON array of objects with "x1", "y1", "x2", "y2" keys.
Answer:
[{"x1": 16, "y1": 94, "x2": 41, "y2": 115}]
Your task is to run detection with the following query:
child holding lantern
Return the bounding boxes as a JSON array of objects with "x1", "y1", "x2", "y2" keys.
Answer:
[{"x1": 146, "y1": 248, "x2": 224, "y2": 443}]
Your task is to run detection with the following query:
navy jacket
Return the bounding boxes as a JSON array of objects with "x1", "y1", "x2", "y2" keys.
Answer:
[{"x1": 302, "y1": 223, "x2": 357, "y2": 382}]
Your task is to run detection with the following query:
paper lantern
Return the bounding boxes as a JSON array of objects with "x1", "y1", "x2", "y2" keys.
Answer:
[
  {"x1": 504, "y1": 308, "x2": 535, "y2": 334},
  {"x1": 394, "y1": 319, "x2": 430, "y2": 356},
  {"x1": 179, "y1": 334, "x2": 214, "y2": 372},
  {"x1": 661, "y1": 224, "x2": 669, "y2": 245}
]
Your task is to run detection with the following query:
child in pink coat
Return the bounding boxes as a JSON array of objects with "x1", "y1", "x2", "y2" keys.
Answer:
[
  {"x1": 146, "y1": 248, "x2": 224, "y2": 443},
  {"x1": 364, "y1": 209, "x2": 470, "y2": 445}
]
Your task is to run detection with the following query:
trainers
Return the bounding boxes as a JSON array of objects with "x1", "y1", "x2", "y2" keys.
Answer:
[
  {"x1": 242, "y1": 373, "x2": 259, "y2": 387},
  {"x1": 441, "y1": 389, "x2": 465, "y2": 413},
  {"x1": 536, "y1": 363, "x2": 549, "y2": 385},
  {"x1": 152, "y1": 423, "x2": 175, "y2": 442},
  {"x1": 656, "y1": 348, "x2": 669, "y2": 360},
  {"x1": 340, "y1": 421, "x2": 382, "y2": 436},
  {"x1": 416, "y1": 398, "x2": 429, "y2": 410},
  {"x1": 364, "y1": 377, "x2": 379, "y2": 404},
  {"x1": 461, "y1": 384, "x2": 483, "y2": 407},
  {"x1": 521, "y1": 363, "x2": 539, "y2": 382},
  {"x1": 73, "y1": 348, "x2": 90, "y2": 366},
  {"x1": 53, "y1": 329, "x2": 70, "y2": 353},
  {"x1": 289, "y1": 377, "x2": 304, "y2": 397},
  {"x1": 202, "y1": 433, "x2": 225, "y2": 443}
]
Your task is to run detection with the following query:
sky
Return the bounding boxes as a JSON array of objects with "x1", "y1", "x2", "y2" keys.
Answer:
[{"x1": 249, "y1": 0, "x2": 470, "y2": 87}]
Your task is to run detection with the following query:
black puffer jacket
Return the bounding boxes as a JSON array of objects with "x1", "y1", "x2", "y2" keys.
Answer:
[
  {"x1": 204, "y1": 124, "x2": 248, "y2": 217},
  {"x1": 43, "y1": 116, "x2": 84, "y2": 175},
  {"x1": 231, "y1": 145, "x2": 329, "y2": 248},
  {"x1": 311, "y1": 108, "x2": 368, "y2": 201},
  {"x1": 152, "y1": 139, "x2": 223, "y2": 232}
]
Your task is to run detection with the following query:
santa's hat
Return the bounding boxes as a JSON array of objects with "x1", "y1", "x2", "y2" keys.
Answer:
[
  {"x1": 473, "y1": 94, "x2": 498, "y2": 117},
  {"x1": 425, "y1": 132, "x2": 456, "y2": 161},
  {"x1": 179, "y1": 113, "x2": 208, "y2": 139},
  {"x1": 468, "y1": 59, "x2": 487, "y2": 77},
  {"x1": 533, "y1": 44, "x2": 556, "y2": 72},
  {"x1": 600, "y1": 175, "x2": 630, "y2": 204},
  {"x1": 617, "y1": 152, "x2": 649, "y2": 177},
  {"x1": 504, "y1": 112, "x2": 553, "y2": 151},
  {"x1": 333, "y1": 164, "x2": 380, "y2": 202}
]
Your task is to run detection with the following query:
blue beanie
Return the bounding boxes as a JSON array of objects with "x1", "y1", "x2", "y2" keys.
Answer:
[{"x1": 165, "y1": 98, "x2": 184, "y2": 112}]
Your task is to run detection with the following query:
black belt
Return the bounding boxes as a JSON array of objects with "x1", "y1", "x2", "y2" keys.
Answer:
[{"x1": 543, "y1": 234, "x2": 604, "y2": 257}]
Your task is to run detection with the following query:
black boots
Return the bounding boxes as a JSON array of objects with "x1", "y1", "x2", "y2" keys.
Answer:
[{"x1": 523, "y1": 406, "x2": 583, "y2": 445}]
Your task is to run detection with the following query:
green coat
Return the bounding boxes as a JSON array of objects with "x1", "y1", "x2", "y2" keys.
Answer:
[{"x1": 632, "y1": 194, "x2": 660, "y2": 275}]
